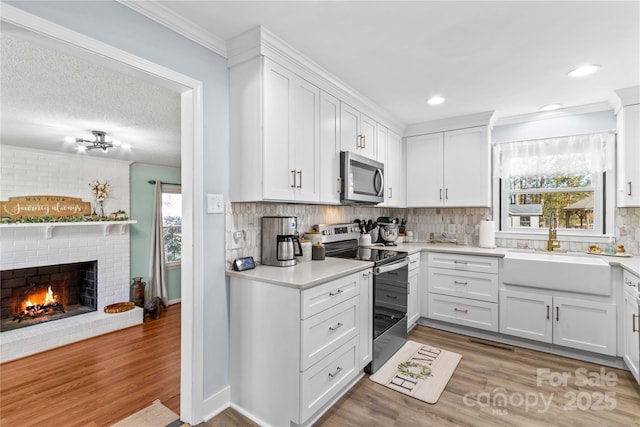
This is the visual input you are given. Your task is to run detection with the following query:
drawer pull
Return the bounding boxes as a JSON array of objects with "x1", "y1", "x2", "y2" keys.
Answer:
[
  {"x1": 386, "y1": 294, "x2": 398, "y2": 299},
  {"x1": 546, "y1": 305, "x2": 550, "y2": 320},
  {"x1": 454, "y1": 307, "x2": 468, "y2": 314},
  {"x1": 556, "y1": 307, "x2": 560, "y2": 322},
  {"x1": 628, "y1": 181, "x2": 632, "y2": 197},
  {"x1": 453, "y1": 260, "x2": 468, "y2": 265},
  {"x1": 454, "y1": 280, "x2": 468, "y2": 285},
  {"x1": 625, "y1": 279, "x2": 636, "y2": 288},
  {"x1": 328, "y1": 366, "x2": 343, "y2": 379},
  {"x1": 329, "y1": 322, "x2": 344, "y2": 332},
  {"x1": 329, "y1": 289, "x2": 344, "y2": 297},
  {"x1": 410, "y1": 259, "x2": 417, "y2": 264},
  {"x1": 633, "y1": 314, "x2": 639, "y2": 333}
]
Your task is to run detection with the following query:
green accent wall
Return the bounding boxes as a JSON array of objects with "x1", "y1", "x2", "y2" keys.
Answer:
[{"x1": 130, "y1": 163, "x2": 182, "y2": 302}]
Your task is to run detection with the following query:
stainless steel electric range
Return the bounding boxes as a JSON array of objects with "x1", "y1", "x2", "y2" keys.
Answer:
[{"x1": 311, "y1": 223, "x2": 409, "y2": 373}]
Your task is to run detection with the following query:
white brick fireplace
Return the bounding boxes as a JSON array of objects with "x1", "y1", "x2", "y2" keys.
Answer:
[{"x1": 0, "y1": 146, "x2": 142, "y2": 362}]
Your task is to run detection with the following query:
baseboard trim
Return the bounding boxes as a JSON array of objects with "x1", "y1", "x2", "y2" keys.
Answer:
[{"x1": 201, "y1": 385, "x2": 231, "y2": 423}]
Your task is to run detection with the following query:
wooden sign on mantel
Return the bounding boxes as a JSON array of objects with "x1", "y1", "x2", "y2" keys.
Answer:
[{"x1": 0, "y1": 195, "x2": 92, "y2": 219}]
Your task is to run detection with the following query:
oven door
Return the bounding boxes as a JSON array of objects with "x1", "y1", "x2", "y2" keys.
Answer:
[{"x1": 340, "y1": 151, "x2": 384, "y2": 205}]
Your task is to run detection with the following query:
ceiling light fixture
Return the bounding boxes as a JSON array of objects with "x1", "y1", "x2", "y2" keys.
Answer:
[
  {"x1": 539, "y1": 104, "x2": 563, "y2": 112},
  {"x1": 427, "y1": 96, "x2": 445, "y2": 105},
  {"x1": 568, "y1": 64, "x2": 601, "y2": 78},
  {"x1": 75, "y1": 130, "x2": 115, "y2": 152}
]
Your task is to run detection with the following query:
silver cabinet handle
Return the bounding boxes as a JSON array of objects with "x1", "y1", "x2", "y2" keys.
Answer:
[
  {"x1": 329, "y1": 322, "x2": 343, "y2": 332},
  {"x1": 439, "y1": 188, "x2": 443, "y2": 200},
  {"x1": 329, "y1": 289, "x2": 343, "y2": 297},
  {"x1": 546, "y1": 305, "x2": 550, "y2": 320},
  {"x1": 453, "y1": 260, "x2": 468, "y2": 265},
  {"x1": 328, "y1": 366, "x2": 343, "y2": 378},
  {"x1": 297, "y1": 170, "x2": 302, "y2": 189},
  {"x1": 337, "y1": 177, "x2": 342, "y2": 194},
  {"x1": 410, "y1": 259, "x2": 417, "y2": 264},
  {"x1": 454, "y1": 280, "x2": 468, "y2": 285},
  {"x1": 556, "y1": 307, "x2": 560, "y2": 321},
  {"x1": 445, "y1": 188, "x2": 449, "y2": 200},
  {"x1": 633, "y1": 314, "x2": 638, "y2": 333},
  {"x1": 291, "y1": 170, "x2": 296, "y2": 188},
  {"x1": 454, "y1": 308, "x2": 468, "y2": 313},
  {"x1": 388, "y1": 187, "x2": 393, "y2": 199},
  {"x1": 629, "y1": 181, "x2": 633, "y2": 196}
]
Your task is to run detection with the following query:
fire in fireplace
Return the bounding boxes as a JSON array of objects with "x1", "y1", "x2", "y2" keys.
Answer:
[{"x1": 1, "y1": 261, "x2": 98, "y2": 332}]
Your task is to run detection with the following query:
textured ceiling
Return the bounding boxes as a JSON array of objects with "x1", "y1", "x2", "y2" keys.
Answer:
[{"x1": 0, "y1": 28, "x2": 182, "y2": 167}]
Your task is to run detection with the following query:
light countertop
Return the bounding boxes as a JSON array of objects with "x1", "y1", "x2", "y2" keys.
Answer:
[
  {"x1": 226, "y1": 257, "x2": 373, "y2": 289},
  {"x1": 226, "y1": 243, "x2": 639, "y2": 288}
]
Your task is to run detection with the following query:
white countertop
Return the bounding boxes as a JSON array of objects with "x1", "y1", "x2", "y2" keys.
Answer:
[
  {"x1": 226, "y1": 243, "x2": 640, "y2": 288},
  {"x1": 226, "y1": 257, "x2": 373, "y2": 289}
]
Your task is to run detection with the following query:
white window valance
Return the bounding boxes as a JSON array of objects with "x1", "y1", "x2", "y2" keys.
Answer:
[{"x1": 495, "y1": 132, "x2": 613, "y2": 179}]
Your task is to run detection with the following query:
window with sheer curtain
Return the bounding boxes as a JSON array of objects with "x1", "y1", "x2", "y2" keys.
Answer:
[{"x1": 494, "y1": 132, "x2": 614, "y2": 234}]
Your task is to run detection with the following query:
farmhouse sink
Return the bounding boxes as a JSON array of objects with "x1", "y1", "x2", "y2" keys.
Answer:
[{"x1": 502, "y1": 250, "x2": 611, "y2": 295}]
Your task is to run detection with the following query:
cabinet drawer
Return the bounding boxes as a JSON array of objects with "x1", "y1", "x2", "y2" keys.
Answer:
[
  {"x1": 428, "y1": 268, "x2": 498, "y2": 302},
  {"x1": 623, "y1": 270, "x2": 640, "y2": 298},
  {"x1": 428, "y1": 293, "x2": 498, "y2": 332},
  {"x1": 301, "y1": 272, "x2": 359, "y2": 319},
  {"x1": 301, "y1": 296, "x2": 359, "y2": 371},
  {"x1": 300, "y1": 337, "x2": 358, "y2": 423},
  {"x1": 427, "y1": 252, "x2": 498, "y2": 274},
  {"x1": 408, "y1": 253, "x2": 420, "y2": 271}
]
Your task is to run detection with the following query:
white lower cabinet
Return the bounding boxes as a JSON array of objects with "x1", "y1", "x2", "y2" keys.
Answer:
[
  {"x1": 407, "y1": 253, "x2": 420, "y2": 330},
  {"x1": 500, "y1": 289, "x2": 617, "y2": 356},
  {"x1": 426, "y1": 252, "x2": 499, "y2": 332},
  {"x1": 622, "y1": 270, "x2": 640, "y2": 383},
  {"x1": 230, "y1": 269, "x2": 371, "y2": 426}
]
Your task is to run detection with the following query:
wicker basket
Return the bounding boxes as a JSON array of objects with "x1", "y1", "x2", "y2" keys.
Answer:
[{"x1": 104, "y1": 301, "x2": 135, "y2": 313}]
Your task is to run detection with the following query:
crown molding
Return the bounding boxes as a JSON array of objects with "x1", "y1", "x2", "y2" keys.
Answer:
[
  {"x1": 404, "y1": 111, "x2": 496, "y2": 136},
  {"x1": 117, "y1": 0, "x2": 227, "y2": 57},
  {"x1": 493, "y1": 102, "x2": 612, "y2": 126},
  {"x1": 609, "y1": 86, "x2": 640, "y2": 113},
  {"x1": 227, "y1": 26, "x2": 406, "y2": 133}
]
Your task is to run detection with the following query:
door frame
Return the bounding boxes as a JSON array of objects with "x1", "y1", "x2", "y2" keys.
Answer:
[{"x1": 1, "y1": 5, "x2": 205, "y2": 423}]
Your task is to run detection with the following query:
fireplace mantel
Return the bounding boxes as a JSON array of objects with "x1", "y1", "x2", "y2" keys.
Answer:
[{"x1": 0, "y1": 220, "x2": 137, "y2": 239}]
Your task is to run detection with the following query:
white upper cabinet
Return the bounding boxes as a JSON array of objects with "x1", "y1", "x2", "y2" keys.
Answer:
[
  {"x1": 319, "y1": 91, "x2": 341, "y2": 204},
  {"x1": 376, "y1": 124, "x2": 388, "y2": 205},
  {"x1": 340, "y1": 102, "x2": 376, "y2": 160},
  {"x1": 406, "y1": 125, "x2": 491, "y2": 207},
  {"x1": 386, "y1": 131, "x2": 406, "y2": 207},
  {"x1": 617, "y1": 102, "x2": 640, "y2": 207}
]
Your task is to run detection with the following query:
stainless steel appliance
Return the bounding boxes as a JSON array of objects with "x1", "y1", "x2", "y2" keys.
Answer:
[
  {"x1": 261, "y1": 216, "x2": 302, "y2": 267},
  {"x1": 312, "y1": 222, "x2": 408, "y2": 373},
  {"x1": 340, "y1": 151, "x2": 384, "y2": 205}
]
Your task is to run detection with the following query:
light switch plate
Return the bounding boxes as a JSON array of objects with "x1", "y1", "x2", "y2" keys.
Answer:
[{"x1": 207, "y1": 194, "x2": 224, "y2": 214}]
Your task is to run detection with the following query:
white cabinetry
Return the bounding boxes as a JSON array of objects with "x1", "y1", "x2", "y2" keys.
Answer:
[
  {"x1": 617, "y1": 103, "x2": 640, "y2": 207},
  {"x1": 406, "y1": 126, "x2": 491, "y2": 207},
  {"x1": 319, "y1": 91, "x2": 341, "y2": 203},
  {"x1": 230, "y1": 270, "x2": 371, "y2": 426},
  {"x1": 500, "y1": 289, "x2": 617, "y2": 356},
  {"x1": 427, "y1": 252, "x2": 499, "y2": 332},
  {"x1": 230, "y1": 57, "x2": 319, "y2": 202},
  {"x1": 622, "y1": 270, "x2": 640, "y2": 383},
  {"x1": 407, "y1": 253, "x2": 421, "y2": 330},
  {"x1": 359, "y1": 269, "x2": 373, "y2": 368},
  {"x1": 341, "y1": 102, "x2": 376, "y2": 160},
  {"x1": 385, "y1": 131, "x2": 406, "y2": 207}
]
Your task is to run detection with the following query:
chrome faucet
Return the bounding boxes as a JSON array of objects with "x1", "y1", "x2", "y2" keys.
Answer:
[{"x1": 547, "y1": 211, "x2": 560, "y2": 251}]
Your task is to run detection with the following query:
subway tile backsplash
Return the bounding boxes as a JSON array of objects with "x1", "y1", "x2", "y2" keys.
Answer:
[{"x1": 225, "y1": 203, "x2": 640, "y2": 267}]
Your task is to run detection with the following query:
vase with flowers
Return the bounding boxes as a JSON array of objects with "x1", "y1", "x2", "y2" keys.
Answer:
[{"x1": 89, "y1": 180, "x2": 110, "y2": 217}]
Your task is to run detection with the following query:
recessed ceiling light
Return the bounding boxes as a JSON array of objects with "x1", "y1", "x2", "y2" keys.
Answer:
[
  {"x1": 539, "y1": 104, "x2": 563, "y2": 111},
  {"x1": 568, "y1": 64, "x2": 600, "y2": 77},
  {"x1": 427, "y1": 96, "x2": 445, "y2": 105}
]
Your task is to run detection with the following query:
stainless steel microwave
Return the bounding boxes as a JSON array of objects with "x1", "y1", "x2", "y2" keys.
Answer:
[{"x1": 340, "y1": 151, "x2": 384, "y2": 205}]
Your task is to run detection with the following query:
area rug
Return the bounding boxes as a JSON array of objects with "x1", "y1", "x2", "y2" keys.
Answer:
[
  {"x1": 111, "y1": 399, "x2": 181, "y2": 427},
  {"x1": 369, "y1": 340, "x2": 462, "y2": 404}
]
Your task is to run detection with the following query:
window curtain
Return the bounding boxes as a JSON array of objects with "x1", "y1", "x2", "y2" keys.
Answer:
[
  {"x1": 495, "y1": 132, "x2": 613, "y2": 178},
  {"x1": 148, "y1": 181, "x2": 168, "y2": 304}
]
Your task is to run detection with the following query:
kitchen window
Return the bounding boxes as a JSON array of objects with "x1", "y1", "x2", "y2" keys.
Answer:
[
  {"x1": 494, "y1": 131, "x2": 615, "y2": 239},
  {"x1": 161, "y1": 184, "x2": 182, "y2": 268}
]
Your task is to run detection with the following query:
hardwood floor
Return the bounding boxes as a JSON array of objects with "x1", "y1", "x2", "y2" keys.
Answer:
[
  {"x1": 3, "y1": 307, "x2": 639, "y2": 427},
  {"x1": 0, "y1": 303, "x2": 181, "y2": 427}
]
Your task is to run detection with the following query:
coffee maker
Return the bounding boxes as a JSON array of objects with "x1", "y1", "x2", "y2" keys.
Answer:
[{"x1": 261, "y1": 216, "x2": 302, "y2": 267}]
